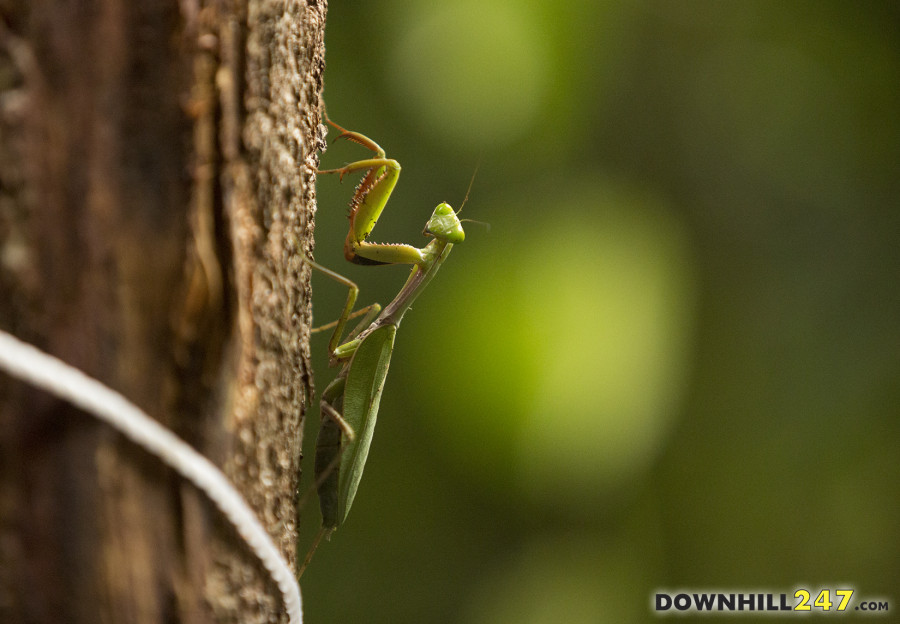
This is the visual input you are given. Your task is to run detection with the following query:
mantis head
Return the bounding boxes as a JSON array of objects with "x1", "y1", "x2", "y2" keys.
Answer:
[{"x1": 424, "y1": 203, "x2": 465, "y2": 244}]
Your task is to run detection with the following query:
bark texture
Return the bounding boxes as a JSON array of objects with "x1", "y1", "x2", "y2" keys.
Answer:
[{"x1": 0, "y1": 0, "x2": 325, "y2": 621}]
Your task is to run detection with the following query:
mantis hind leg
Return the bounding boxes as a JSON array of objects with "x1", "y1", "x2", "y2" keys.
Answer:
[
  {"x1": 297, "y1": 378, "x2": 348, "y2": 576},
  {"x1": 314, "y1": 380, "x2": 347, "y2": 531},
  {"x1": 297, "y1": 526, "x2": 333, "y2": 578}
]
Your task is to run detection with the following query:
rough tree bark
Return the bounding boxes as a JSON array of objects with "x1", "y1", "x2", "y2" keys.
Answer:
[{"x1": 0, "y1": 0, "x2": 325, "y2": 621}]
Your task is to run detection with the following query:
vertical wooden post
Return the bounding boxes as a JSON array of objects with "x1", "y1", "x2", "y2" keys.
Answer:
[{"x1": 0, "y1": 1, "x2": 326, "y2": 620}]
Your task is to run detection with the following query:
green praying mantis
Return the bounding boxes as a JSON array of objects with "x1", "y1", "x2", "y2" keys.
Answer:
[{"x1": 299, "y1": 117, "x2": 468, "y2": 575}]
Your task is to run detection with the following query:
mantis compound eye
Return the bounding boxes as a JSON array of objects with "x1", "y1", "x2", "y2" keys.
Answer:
[{"x1": 424, "y1": 202, "x2": 465, "y2": 244}]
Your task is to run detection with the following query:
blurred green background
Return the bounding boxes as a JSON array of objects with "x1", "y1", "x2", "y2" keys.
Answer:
[{"x1": 297, "y1": 1, "x2": 899, "y2": 622}]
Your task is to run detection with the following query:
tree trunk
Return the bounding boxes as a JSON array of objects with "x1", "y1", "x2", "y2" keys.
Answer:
[{"x1": 0, "y1": 1, "x2": 325, "y2": 621}]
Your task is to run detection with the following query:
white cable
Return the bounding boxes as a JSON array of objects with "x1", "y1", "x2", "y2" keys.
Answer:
[{"x1": 0, "y1": 329, "x2": 302, "y2": 623}]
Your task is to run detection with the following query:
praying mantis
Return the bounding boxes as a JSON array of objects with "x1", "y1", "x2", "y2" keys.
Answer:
[{"x1": 299, "y1": 117, "x2": 467, "y2": 574}]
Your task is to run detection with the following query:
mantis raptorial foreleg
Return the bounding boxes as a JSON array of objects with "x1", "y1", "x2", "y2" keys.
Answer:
[{"x1": 315, "y1": 116, "x2": 439, "y2": 268}]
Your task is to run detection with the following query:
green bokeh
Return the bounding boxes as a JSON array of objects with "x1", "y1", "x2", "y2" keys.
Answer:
[
  {"x1": 403, "y1": 179, "x2": 695, "y2": 512},
  {"x1": 388, "y1": 1, "x2": 550, "y2": 148},
  {"x1": 300, "y1": 1, "x2": 900, "y2": 622}
]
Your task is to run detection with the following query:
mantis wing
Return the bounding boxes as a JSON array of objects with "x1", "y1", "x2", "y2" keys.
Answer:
[{"x1": 337, "y1": 324, "x2": 397, "y2": 526}]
